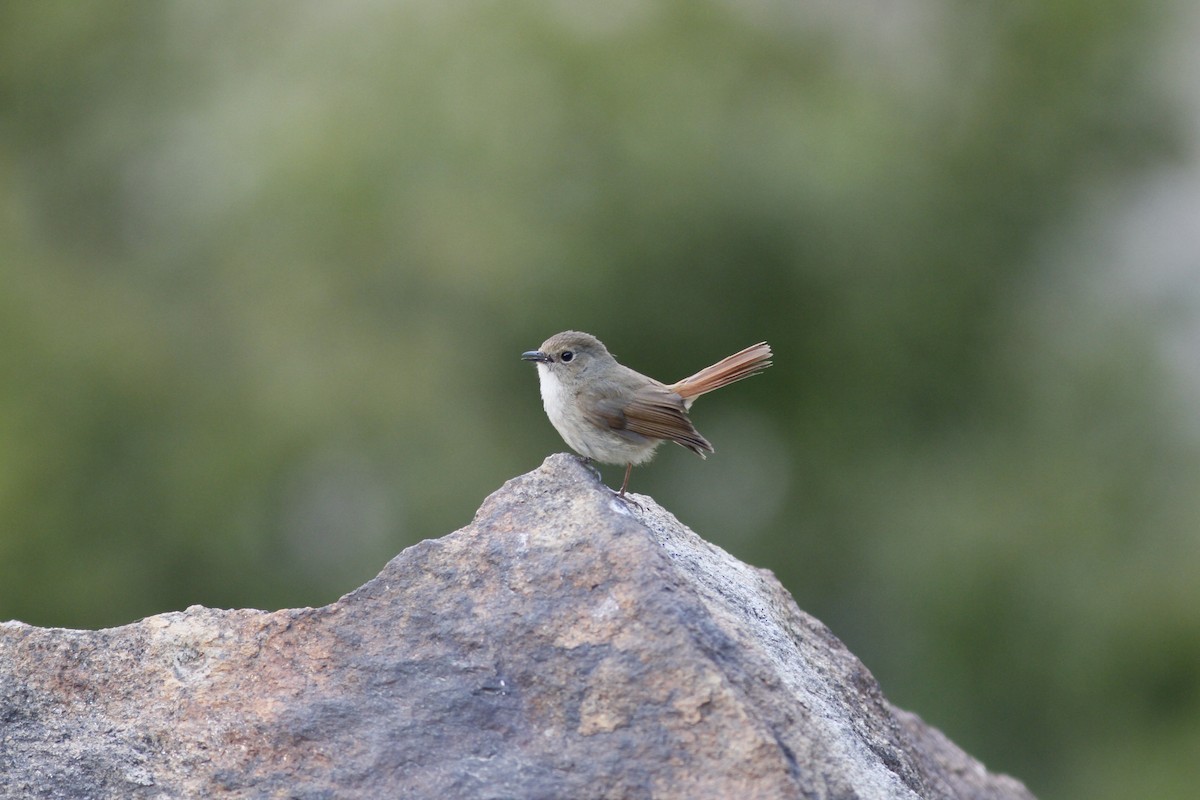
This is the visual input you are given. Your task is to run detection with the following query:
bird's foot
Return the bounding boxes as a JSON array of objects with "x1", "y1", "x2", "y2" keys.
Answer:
[
  {"x1": 613, "y1": 489, "x2": 644, "y2": 510},
  {"x1": 576, "y1": 455, "x2": 603, "y2": 482}
]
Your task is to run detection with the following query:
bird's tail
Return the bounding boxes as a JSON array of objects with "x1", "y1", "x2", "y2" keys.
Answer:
[{"x1": 669, "y1": 342, "x2": 772, "y2": 404}]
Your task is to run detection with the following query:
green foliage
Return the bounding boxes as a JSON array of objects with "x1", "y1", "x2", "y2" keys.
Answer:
[{"x1": 1, "y1": 2, "x2": 1195, "y2": 798}]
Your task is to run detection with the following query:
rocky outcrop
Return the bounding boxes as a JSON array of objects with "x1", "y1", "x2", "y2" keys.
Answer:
[{"x1": 0, "y1": 454, "x2": 1035, "y2": 799}]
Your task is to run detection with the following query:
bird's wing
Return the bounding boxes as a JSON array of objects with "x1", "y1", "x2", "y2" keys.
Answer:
[{"x1": 585, "y1": 387, "x2": 713, "y2": 457}]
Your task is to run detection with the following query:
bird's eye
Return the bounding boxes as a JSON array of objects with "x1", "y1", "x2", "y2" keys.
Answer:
[{"x1": 560, "y1": 350, "x2": 574, "y2": 362}]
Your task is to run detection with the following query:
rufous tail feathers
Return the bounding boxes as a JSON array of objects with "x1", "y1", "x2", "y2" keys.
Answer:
[{"x1": 668, "y1": 342, "x2": 772, "y2": 402}]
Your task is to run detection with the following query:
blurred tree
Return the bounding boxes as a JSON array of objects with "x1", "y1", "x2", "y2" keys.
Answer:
[{"x1": 1, "y1": 2, "x2": 1196, "y2": 799}]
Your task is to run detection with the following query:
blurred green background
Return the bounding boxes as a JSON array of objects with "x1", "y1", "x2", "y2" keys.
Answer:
[{"x1": 2, "y1": 1, "x2": 1198, "y2": 797}]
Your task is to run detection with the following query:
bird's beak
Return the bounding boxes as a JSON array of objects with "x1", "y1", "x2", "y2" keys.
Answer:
[{"x1": 521, "y1": 350, "x2": 552, "y2": 363}]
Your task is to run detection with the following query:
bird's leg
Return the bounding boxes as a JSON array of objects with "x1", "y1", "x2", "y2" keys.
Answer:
[{"x1": 617, "y1": 463, "x2": 633, "y2": 497}]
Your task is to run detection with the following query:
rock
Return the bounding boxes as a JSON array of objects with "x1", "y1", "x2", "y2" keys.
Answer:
[{"x1": 0, "y1": 454, "x2": 1036, "y2": 800}]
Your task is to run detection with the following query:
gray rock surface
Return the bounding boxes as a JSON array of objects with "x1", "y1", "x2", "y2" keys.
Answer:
[{"x1": 0, "y1": 454, "x2": 1036, "y2": 799}]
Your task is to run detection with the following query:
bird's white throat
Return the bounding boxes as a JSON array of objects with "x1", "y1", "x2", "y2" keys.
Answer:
[{"x1": 536, "y1": 364, "x2": 569, "y2": 427}]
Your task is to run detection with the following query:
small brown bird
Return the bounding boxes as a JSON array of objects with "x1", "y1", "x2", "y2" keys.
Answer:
[{"x1": 522, "y1": 331, "x2": 772, "y2": 496}]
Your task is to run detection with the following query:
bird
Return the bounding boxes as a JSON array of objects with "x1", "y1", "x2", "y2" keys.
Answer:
[{"x1": 522, "y1": 331, "x2": 772, "y2": 496}]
